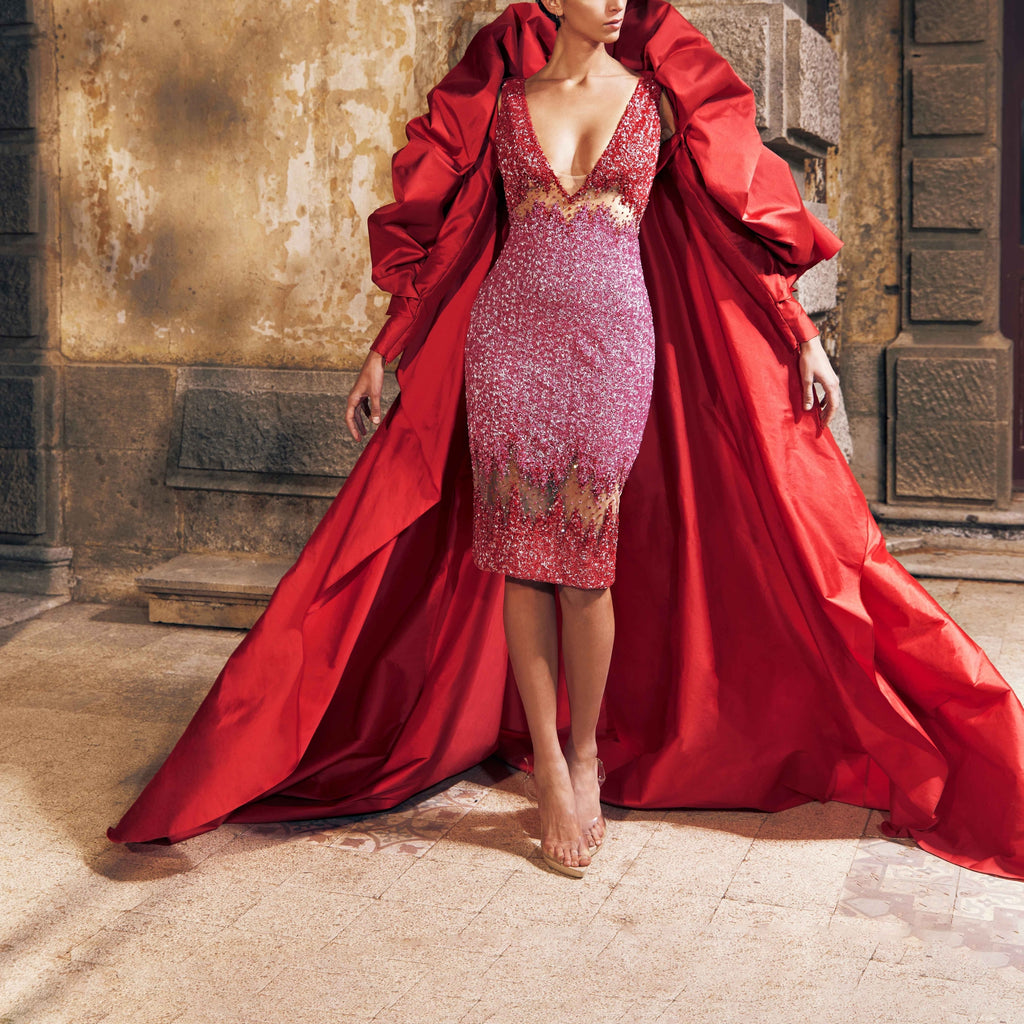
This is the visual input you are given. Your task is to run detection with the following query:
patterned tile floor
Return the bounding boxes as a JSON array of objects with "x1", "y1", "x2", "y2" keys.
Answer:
[{"x1": 1, "y1": 582, "x2": 1023, "y2": 1024}]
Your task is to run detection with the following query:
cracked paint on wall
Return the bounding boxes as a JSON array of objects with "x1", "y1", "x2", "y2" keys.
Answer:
[{"x1": 56, "y1": 0, "x2": 513, "y2": 370}]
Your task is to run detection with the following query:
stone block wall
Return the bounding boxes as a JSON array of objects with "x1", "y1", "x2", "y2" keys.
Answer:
[
  {"x1": 684, "y1": 1, "x2": 840, "y2": 157},
  {"x1": 885, "y1": 0, "x2": 1012, "y2": 506},
  {"x1": 4, "y1": 0, "x2": 843, "y2": 604},
  {"x1": 166, "y1": 367, "x2": 400, "y2": 496},
  {"x1": 835, "y1": 0, "x2": 1013, "y2": 508},
  {"x1": 60, "y1": 363, "x2": 388, "y2": 604},
  {"x1": 7, "y1": 0, "x2": 1011, "y2": 597},
  {"x1": 0, "y1": 0, "x2": 69, "y2": 594},
  {"x1": 887, "y1": 338, "x2": 1012, "y2": 500},
  {"x1": 0, "y1": 373, "x2": 44, "y2": 534},
  {"x1": 911, "y1": 157, "x2": 998, "y2": 232}
]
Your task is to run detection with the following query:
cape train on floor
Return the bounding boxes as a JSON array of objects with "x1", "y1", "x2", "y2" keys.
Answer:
[{"x1": 109, "y1": 2, "x2": 1024, "y2": 881}]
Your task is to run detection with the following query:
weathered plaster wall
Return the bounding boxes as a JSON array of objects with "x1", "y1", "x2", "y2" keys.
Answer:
[
  {"x1": 56, "y1": 0, "x2": 836, "y2": 376},
  {"x1": 52, "y1": 0, "x2": 483, "y2": 602},
  {"x1": 57, "y1": 0, "x2": 427, "y2": 370}
]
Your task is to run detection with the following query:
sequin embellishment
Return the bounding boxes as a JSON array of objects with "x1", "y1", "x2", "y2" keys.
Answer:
[{"x1": 464, "y1": 73, "x2": 663, "y2": 588}]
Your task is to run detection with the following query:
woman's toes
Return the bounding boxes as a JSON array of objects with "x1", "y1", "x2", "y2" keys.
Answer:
[
  {"x1": 563, "y1": 841, "x2": 589, "y2": 868},
  {"x1": 546, "y1": 841, "x2": 569, "y2": 865}
]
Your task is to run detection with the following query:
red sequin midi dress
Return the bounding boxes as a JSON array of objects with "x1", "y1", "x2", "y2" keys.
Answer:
[{"x1": 464, "y1": 72, "x2": 663, "y2": 588}]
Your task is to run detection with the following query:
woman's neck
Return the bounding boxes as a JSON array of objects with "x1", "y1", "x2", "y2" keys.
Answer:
[{"x1": 539, "y1": 31, "x2": 620, "y2": 83}]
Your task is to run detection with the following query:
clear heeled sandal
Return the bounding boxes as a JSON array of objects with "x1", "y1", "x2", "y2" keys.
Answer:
[{"x1": 523, "y1": 756, "x2": 606, "y2": 874}]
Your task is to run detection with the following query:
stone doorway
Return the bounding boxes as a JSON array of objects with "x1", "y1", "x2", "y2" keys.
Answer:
[{"x1": 1002, "y1": 0, "x2": 1024, "y2": 489}]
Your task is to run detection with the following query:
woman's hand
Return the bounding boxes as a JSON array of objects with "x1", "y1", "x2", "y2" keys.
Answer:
[
  {"x1": 798, "y1": 335, "x2": 840, "y2": 429},
  {"x1": 345, "y1": 350, "x2": 386, "y2": 442}
]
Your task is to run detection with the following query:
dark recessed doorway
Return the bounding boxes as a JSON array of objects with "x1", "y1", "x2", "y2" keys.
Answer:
[{"x1": 1002, "y1": 0, "x2": 1024, "y2": 488}]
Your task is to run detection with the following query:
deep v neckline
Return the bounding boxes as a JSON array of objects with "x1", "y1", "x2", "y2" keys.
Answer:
[{"x1": 517, "y1": 73, "x2": 644, "y2": 200}]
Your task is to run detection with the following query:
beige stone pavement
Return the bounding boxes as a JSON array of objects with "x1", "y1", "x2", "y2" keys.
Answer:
[{"x1": 2, "y1": 581, "x2": 1024, "y2": 1024}]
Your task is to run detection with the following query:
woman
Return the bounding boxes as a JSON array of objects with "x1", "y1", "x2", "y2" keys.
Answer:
[
  {"x1": 350, "y1": 0, "x2": 837, "y2": 878},
  {"x1": 109, "y1": 0, "x2": 1024, "y2": 882}
]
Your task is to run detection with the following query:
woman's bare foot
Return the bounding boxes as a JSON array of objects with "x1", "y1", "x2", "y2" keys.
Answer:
[
  {"x1": 533, "y1": 757, "x2": 591, "y2": 871},
  {"x1": 566, "y1": 744, "x2": 606, "y2": 850}
]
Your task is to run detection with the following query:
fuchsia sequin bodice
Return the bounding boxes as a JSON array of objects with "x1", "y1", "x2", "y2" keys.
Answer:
[{"x1": 464, "y1": 72, "x2": 663, "y2": 587}]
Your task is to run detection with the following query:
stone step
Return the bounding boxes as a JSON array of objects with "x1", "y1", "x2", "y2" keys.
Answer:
[
  {"x1": 0, "y1": 544, "x2": 74, "y2": 596},
  {"x1": 136, "y1": 538, "x2": 1024, "y2": 633},
  {"x1": 0, "y1": 593, "x2": 71, "y2": 630},
  {"x1": 890, "y1": 546, "x2": 1024, "y2": 584},
  {"x1": 136, "y1": 553, "x2": 292, "y2": 629}
]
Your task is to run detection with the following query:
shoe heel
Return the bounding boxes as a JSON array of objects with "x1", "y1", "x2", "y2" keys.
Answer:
[
  {"x1": 586, "y1": 758, "x2": 607, "y2": 856},
  {"x1": 522, "y1": 769, "x2": 537, "y2": 802}
]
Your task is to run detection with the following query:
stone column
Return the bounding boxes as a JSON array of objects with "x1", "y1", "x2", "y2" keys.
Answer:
[
  {"x1": 885, "y1": 0, "x2": 1012, "y2": 507},
  {"x1": 833, "y1": 0, "x2": 902, "y2": 501},
  {"x1": 0, "y1": 0, "x2": 71, "y2": 595}
]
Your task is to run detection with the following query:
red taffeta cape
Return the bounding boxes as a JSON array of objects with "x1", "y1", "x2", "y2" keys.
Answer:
[{"x1": 109, "y1": 2, "x2": 1024, "y2": 879}]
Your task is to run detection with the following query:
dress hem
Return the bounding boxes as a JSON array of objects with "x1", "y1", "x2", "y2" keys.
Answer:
[{"x1": 471, "y1": 552, "x2": 615, "y2": 590}]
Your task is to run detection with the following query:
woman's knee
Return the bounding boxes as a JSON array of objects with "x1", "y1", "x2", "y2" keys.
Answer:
[{"x1": 557, "y1": 582, "x2": 610, "y2": 611}]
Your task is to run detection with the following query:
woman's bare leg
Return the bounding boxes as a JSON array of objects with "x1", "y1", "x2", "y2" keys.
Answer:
[
  {"x1": 503, "y1": 576, "x2": 590, "y2": 870},
  {"x1": 558, "y1": 584, "x2": 614, "y2": 849}
]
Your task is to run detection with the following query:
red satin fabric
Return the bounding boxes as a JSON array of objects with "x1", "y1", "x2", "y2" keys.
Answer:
[{"x1": 108, "y1": 2, "x2": 1024, "y2": 879}]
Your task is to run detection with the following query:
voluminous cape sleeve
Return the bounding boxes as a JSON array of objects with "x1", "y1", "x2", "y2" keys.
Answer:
[
  {"x1": 643, "y1": 2, "x2": 841, "y2": 346},
  {"x1": 365, "y1": 24, "x2": 508, "y2": 364}
]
